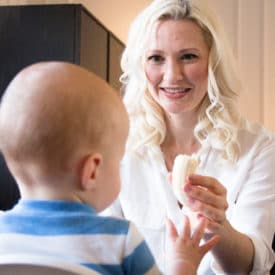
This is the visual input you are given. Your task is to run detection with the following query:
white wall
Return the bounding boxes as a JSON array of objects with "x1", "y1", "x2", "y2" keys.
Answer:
[
  {"x1": 201, "y1": 0, "x2": 275, "y2": 132},
  {"x1": 2, "y1": 0, "x2": 275, "y2": 132}
]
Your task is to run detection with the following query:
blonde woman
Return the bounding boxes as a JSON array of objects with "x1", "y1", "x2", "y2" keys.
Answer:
[{"x1": 107, "y1": 0, "x2": 275, "y2": 274}]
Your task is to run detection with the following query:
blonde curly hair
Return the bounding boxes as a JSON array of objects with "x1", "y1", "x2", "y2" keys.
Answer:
[{"x1": 121, "y1": 0, "x2": 243, "y2": 162}]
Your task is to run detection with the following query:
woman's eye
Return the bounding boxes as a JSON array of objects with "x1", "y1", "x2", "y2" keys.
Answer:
[
  {"x1": 147, "y1": 55, "x2": 164, "y2": 63},
  {"x1": 181, "y1": 53, "x2": 198, "y2": 61}
]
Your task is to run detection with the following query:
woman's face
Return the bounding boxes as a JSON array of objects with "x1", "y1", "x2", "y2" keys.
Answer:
[{"x1": 144, "y1": 19, "x2": 209, "y2": 116}]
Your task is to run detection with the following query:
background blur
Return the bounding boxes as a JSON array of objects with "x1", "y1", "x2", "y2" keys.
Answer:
[{"x1": 1, "y1": 0, "x2": 275, "y2": 133}]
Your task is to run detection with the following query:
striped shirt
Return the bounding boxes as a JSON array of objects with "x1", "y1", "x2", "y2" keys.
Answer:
[{"x1": 0, "y1": 200, "x2": 159, "y2": 274}]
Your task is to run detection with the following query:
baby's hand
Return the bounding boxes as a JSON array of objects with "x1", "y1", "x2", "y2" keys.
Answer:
[{"x1": 166, "y1": 216, "x2": 220, "y2": 275}]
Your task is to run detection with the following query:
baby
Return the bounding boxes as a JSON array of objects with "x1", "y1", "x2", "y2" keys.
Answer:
[{"x1": 0, "y1": 62, "x2": 218, "y2": 274}]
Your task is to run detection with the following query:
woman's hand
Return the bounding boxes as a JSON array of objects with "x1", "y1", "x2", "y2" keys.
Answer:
[
  {"x1": 166, "y1": 216, "x2": 220, "y2": 275},
  {"x1": 184, "y1": 174, "x2": 229, "y2": 234}
]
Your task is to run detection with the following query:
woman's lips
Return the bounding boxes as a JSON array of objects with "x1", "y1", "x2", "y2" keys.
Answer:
[{"x1": 160, "y1": 87, "x2": 191, "y2": 98}]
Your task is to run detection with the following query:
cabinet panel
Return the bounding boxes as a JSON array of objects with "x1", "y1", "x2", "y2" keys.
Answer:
[
  {"x1": 80, "y1": 8, "x2": 108, "y2": 80},
  {"x1": 0, "y1": 4, "x2": 77, "y2": 96}
]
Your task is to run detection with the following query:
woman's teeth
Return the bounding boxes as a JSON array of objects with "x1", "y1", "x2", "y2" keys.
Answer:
[{"x1": 163, "y1": 88, "x2": 190, "y2": 93}]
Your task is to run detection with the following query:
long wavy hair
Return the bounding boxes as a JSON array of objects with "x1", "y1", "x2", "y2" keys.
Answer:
[{"x1": 121, "y1": 0, "x2": 243, "y2": 162}]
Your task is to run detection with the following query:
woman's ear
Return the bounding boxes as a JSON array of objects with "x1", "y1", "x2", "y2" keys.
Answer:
[{"x1": 80, "y1": 153, "x2": 103, "y2": 191}]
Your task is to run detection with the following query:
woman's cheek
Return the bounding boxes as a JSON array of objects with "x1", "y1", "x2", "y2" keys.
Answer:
[
  {"x1": 145, "y1": 65, "x2": 162, "y2": 86},
  {"x1": 187, "y1": 63, "x2": 208, "y2": 83}
]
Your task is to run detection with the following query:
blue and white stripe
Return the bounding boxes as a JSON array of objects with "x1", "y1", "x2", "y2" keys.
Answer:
[{"x1": 0, "y1": 200, "x2": 159, "y2": 274}]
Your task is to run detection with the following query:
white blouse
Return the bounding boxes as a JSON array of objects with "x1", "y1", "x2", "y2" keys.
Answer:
[{"x1": 109, "y1": 121, "x2": 275, "y2": 274}]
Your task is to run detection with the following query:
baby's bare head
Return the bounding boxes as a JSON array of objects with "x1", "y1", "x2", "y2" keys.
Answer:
[{"x1": 0, "y1": 62, "x2": 128, "y2": 181}]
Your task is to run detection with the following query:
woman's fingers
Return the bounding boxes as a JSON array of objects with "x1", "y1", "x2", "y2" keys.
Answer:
[
  {"x1": 184, "y1": 183, "x2": 228, "y2": 210},
  {"x1": 187, "y1": 174, "x2": 227, "y2": 196},
  {"x1": 186, "y1": 200, "x2": 226, "y2": 224},
  {"x1": 182, "y1": 175, "x2": 228, "y2": 226}
]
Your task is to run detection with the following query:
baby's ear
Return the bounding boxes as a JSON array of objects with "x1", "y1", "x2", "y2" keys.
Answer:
[{"x1": 80, "y1": 153, "x2": 103, "y2": 190}]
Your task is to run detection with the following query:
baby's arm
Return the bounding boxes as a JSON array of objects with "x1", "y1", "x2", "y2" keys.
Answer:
[{"x1": 166, "y1": 216, "x2": 220, "y2": 275}]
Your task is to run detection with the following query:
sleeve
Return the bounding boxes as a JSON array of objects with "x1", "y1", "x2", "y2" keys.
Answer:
[
  {"x1": 229, "y1": 138, "x2": 275, "y2": 274},
  {"x1": 122, "y1": 222, "x2": 161, "y2": 275}
]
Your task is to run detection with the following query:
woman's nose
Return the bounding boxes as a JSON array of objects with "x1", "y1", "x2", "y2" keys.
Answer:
[{"x1": 163, "y1": 60, "x2": 184, "y2": 82}]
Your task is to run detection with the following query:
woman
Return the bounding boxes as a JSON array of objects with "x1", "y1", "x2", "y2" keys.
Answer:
[{"x1": 109, "y1": 0, "x2": 275, "y2": 273}]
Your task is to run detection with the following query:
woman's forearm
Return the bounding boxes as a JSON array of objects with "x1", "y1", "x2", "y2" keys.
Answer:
[{"x1": 210, "y1": 220, "x2": 254, "y2": 273}]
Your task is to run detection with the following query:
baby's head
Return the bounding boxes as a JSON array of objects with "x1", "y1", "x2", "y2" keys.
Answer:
[{"x1": 0, "y1": 62, "x2": 129, "y2": 211}]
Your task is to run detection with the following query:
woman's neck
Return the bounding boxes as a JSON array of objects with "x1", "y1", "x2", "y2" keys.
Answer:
[{"x1": 161, "y1": 112, "x2": 200, "y2": 171}]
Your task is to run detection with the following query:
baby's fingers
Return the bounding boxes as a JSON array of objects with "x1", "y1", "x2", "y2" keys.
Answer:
[
  {"x1": 200, "y1": 235, "x2": 220, "y2": 255},
  {"x1": 166, "y1": 218, "x2": 178, "y2": 242},
  {"x1": 191, "y1": 217, "x2": 207, "y2": 244},
  {"x1": 179, "y1": 215, "x2": 191, "y2": 241}
]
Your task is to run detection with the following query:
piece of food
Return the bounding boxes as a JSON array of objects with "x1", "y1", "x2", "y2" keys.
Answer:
[{"x1": 172, "y1": 154, "x2": 199, "y2": 205}]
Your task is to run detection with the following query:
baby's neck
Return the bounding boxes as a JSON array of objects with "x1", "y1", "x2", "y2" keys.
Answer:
[
  {"x1": 19, "y1": 183, "x2": 80, "y2": 202},
  {"x1": 13, "y1": 170, "x2": 80, "y2": 202}
]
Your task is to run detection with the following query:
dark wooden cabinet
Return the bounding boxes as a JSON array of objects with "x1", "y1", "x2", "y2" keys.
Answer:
[
  {"x1": 79, "y1": 7, "x2": 108, "y2": 80},
  {"x1": 0, "y1": 4, "x2": 124, "y2": 210},
  {"x1": 0, "y1": 4, "x2": 124, "y2": 94}
]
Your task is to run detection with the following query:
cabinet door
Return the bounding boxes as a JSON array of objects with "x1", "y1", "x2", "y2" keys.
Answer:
[
  {"x1": 0, "y1": 4, "x2": 78, "y2": 96},
  {"x1": 80, "y1": 8, "x2": 108, "y2": 80}
]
